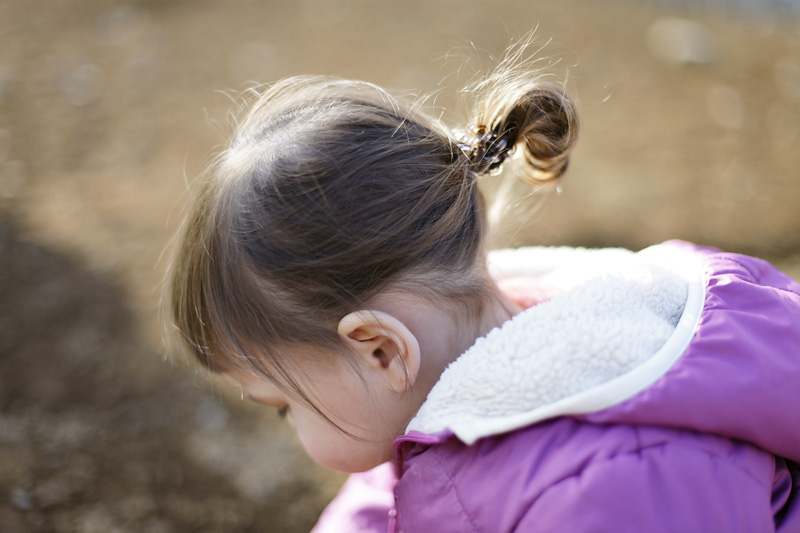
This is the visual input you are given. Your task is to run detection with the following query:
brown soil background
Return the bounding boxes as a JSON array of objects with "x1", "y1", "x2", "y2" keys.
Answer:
[{"x1": 1, "y1": 1, "x2": 799, "y2": 531}]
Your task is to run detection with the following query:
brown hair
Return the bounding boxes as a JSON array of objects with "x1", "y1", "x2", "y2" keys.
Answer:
[{"x1": 166, "y1": 59, "x2": 578, "y2": 409}]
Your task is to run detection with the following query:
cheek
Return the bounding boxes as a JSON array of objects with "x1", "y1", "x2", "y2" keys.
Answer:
[{"x1": 292, "y1": 415, "x2": 388, "y2": 473}]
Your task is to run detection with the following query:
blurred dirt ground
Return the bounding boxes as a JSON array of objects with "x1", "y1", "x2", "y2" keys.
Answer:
[{"x1": 1, "y1": 0, "x2": 799, "y2": 531}]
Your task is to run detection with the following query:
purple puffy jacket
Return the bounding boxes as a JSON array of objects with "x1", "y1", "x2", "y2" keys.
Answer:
[{"x1": 314, "y1": 242, "x2": 800, "y2": 532}]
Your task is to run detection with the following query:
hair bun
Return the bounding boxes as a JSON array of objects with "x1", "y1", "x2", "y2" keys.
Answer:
[
  {"x1": 502, "y1": 86, "x2": 578, "y2": 182},
  {"x1": 472, "y1": 75, "x2": 579, "y2": 184}
]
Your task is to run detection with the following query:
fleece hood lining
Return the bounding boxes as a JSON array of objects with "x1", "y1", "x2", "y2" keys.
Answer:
[{"x1": 406, "y1": 244, "x2": 706, "y2": 445}]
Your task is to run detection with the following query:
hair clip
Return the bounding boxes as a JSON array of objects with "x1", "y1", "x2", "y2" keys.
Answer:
[{"x1": 455, "y1": 125, "x2": 514, "y2": 176}]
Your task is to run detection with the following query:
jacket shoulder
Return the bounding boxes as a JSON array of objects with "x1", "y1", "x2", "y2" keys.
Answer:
[{"x1": 396, "y1": 418, "x2": 776, "y2": 532}]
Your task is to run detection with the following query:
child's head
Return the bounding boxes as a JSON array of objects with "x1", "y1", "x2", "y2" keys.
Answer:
[{"x1": 167, "y1": 67, "x2": 577, "y2": 471}]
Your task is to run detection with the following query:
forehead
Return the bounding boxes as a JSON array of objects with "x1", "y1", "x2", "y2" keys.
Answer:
[{"x1": 221, "y1": 341, "x2": 337, "y2": 381}]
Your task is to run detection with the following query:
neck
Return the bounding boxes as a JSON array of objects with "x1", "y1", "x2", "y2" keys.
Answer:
[{"x1": 475, "y1": 288, "x2": 524, "y2": 345}]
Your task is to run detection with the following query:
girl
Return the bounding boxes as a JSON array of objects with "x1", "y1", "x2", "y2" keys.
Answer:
[{"x1": 166, "y1": 56, "x2": 800, "y2": 532}]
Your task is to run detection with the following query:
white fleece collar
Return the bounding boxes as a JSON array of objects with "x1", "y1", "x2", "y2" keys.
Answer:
[{"x1": 406, "y1": 244, "x2": 705, "y2": 445}]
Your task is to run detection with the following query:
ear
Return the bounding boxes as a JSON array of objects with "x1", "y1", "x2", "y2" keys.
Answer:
[{"x1": 337, "y1": 310, "x2": 421, "y2": 393}]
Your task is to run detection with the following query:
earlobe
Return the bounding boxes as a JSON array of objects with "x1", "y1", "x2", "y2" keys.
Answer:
[{"x1": 337, "y1": 310, "x2": 421, "y2": 393}]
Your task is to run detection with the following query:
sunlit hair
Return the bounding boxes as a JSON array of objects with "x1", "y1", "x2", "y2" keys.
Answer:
[{"x1": 165, "y1": 50, "x2": 578, "y2": 421}]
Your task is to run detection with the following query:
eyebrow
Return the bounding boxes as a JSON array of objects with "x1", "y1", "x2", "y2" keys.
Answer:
[
  {"x1": 244, "y1": 392, "x2": 265, "y2": 403},
  {"x1": 245, "y1": 391, "x2": 282, "y2": 406}
]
